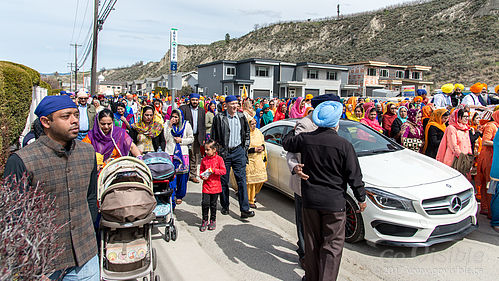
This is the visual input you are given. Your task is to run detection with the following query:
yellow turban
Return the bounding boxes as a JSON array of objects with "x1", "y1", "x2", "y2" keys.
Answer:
[
  {"x1": 470, "y1": 83, "x2": 485, "y2": 94},
  {"x1": 495, "y1": 85, "x2": 499, "y2": 94},
  {"x1": 306, "y1": 94, "x2": 313, "y2": 100},
  {"x1": 454, "y1": 83, "x2": 464, "y2": 91},
  {"x1": 441, "y1": 83, "x2": 454, "y2": 94}
]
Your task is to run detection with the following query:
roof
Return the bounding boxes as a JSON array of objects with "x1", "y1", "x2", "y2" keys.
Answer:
[
  {"x1": 197, "y1": 60, "x2": 237, "y2": 68},
  {"x1": 99, "y1": 80, "x2": 124, "y2": 86},
  {"x1": 296, "y1": 62, "x2": 349, "y2": 71},
  {"x1": 344, "y1": 61, "x2": 431, "y2": 70}
]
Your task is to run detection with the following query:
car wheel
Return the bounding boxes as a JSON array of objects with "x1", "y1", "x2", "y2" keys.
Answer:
[{"x1": 345, "y1": 195, "x2": 365, "y2": 243}]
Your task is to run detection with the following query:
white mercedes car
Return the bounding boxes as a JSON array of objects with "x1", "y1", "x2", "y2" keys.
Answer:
[{"x1": 261, "y1": 119, "x2": 478, "y2": 246}]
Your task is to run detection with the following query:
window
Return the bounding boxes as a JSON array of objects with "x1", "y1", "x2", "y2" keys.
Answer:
[
  {"x1": 256, "y1": 66, "x2": 269, "y2": 77},
  {"x1": 307, "y1": 69, "x2": 319, "y2": 79},
  {"x1": 380, "y1": 69, "x2": 389, "y2": 78},
  {"x1": 226, "y1": 66, "x2": 236, "y2": 76},
  {"x1": 367, "y1": 68, "x2": 377, "y2": 76},
  {"x1": 326, "y1": 71, "x2": 338, "y2": 80},
  {"x1": 396, "y1": 71, "x2": 404, "y2": 79},
  {"x1": 262, "y1": 125, "x2": 292, "y2": 146},
  {"x1": 224, "y1": 86, "x2": 229, "y2": 95},
  {"x1": 411, "y1": 72, "x2": 421, "y2": 80}
]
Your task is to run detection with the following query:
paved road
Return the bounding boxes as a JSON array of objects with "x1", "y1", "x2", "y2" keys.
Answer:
[{"x1": 152, "y1": 181, "x2": 499, "y2": 281}]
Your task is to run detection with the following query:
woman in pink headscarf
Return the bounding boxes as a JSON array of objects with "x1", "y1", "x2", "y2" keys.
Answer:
[
  {"x1": 436, "y1": 108, "x2": 472, "y2": 166},
  {"x1": 361, "y1": 106, "x2": 383, "y2": 133},
  {"x1": 289, "y1": 97, "x2": 306, "y2": 118}
]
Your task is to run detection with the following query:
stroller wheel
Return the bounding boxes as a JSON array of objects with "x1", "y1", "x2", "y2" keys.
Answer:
[
  {"x1": 164, "y1": 227, "x2": 171, "y2": 242},
  {"x1": 152, "y1": 248, "x2": 157, "y2": 270},
  {"x1": 171, "y1": 225, "x2": 177, "y2": 241},
  {"x1": 155, "y1": 275, "x2": 160, "y2": 281}
]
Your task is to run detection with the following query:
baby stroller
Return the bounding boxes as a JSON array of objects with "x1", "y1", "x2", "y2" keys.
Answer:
[
  {"x1": 143, "y1": 151, "x2": 178, "y2": 242},
  {"x1": 98, "y1": 156, "x2": 160, "y2": 281}
]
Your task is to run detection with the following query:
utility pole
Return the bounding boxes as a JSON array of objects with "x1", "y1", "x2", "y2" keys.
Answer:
[
  {"x1": 67, "y1": 63, "x2": 74, "y2": 91},
  {"x1": 90, "y1": 0, "x2": 99, "y2": 96},
  {"x1": 337, "y1": 4, "x2": 340, "y2": 18},
  {"x1": 70, "y1": 43, "x2": 81, "y2": 90}
]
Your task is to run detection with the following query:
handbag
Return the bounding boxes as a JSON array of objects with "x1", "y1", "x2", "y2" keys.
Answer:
[{"x1": 402, "y1": 137, "x2": 423, "y2": 152}]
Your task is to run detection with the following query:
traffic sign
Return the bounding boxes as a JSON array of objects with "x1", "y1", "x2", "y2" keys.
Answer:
[{"x1": 170, "y1": 62, "x2": 177, "y2": 71}]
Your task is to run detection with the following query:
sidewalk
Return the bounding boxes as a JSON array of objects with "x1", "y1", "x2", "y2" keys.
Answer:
[{"x1": 153, "y1": 211, "x2": 233, "y2": 281}]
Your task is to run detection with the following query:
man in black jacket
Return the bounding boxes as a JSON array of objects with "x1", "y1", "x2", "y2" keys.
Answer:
[
  {"x1": 211, "y1": 95, "x2": 254, "y2": 219},
  {"x1": 179, "y1": 93, "x2": 206, "y2": 183},
  {"x1": 282, "y1": 100, "x2": 366, "y2": 281}
]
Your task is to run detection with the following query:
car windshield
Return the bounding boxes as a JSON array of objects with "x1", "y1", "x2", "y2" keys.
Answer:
[{"x1": 337, "y1": 120, "x2": 402, "y2": 156}]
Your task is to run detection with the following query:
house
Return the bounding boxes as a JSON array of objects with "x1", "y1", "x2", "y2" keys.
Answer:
[
  {"x1": 197, "y1": 58, "x2": 355, "y2": 98},
  {"x1": 97, "y1": 80, "x2": 124, "y2": 95},
  {"x1": 345, "y1": 61, "x2": 433, "y2": 97},
  {"x1": 197, "y1": 58, "x2": 279, "y2": 98},
  {"x1": 278, "y1": 62, "x2": 358, "y2": 98}
]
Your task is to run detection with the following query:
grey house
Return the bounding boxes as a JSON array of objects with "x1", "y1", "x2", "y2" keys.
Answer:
[
  {"x1": 198, "y1": 58, "x2": 357, "y2": 98},
  {"x1": 197, "y1": 58, "x2": 280, "y2": 98}
]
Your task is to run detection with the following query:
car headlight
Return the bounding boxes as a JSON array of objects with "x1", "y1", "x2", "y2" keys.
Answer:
[{"x1": 365, "y1": 187, "x2": 416, "y2": 212}]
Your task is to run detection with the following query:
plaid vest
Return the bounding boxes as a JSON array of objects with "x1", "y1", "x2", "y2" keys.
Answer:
[{"x1": 15, "y1": 135, "x2": 98, "y2": 271}]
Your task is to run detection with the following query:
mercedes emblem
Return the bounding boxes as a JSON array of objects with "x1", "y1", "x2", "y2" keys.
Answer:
[{"x1": 448, "y1": 196, "x2": 462, "y2": 214}]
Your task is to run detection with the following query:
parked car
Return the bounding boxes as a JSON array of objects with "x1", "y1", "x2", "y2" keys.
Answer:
[{"x1": 261, "y1": 119, "x2": 478, "y2": 246}]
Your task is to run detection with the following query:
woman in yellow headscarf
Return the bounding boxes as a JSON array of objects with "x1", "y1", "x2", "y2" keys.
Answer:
[
  {"x1": 347, "y1": 104, "x2": 364, "y2": 122},
  {"x1": 421, "y1": 103, "x2": 434, "y2": 133},
  {"x1": 422, "y1": 109, "x2": 450, "y2": 158}
]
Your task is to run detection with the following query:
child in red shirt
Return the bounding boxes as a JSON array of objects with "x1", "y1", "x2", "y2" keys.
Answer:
[{"x1": 199, "y1": 139, "x2": 226, "y2": 231}]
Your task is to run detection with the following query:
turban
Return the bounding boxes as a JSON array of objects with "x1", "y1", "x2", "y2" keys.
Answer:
[
  {"x1": 305, "y1": 94, "x2": 313, "y2": 100},
  {"x1": 189, "y1": 93, "x2": 200, "y2": 99},
  {"x1": 495, "y1": 85, "x2": 499, "y2": 94},
  {"x1": 311, "y1": 94, "x2": 341, "y2": 108},
  {"x1": 470, "y1": 83, "x2": 485, "y2": 94},
  {"x1": 312, "y1": 101, "x2": 343, "y2": 128},
  {"x1": 441, "y1": 83, "x2": 454, "y2": 94},
  {"x1": 225, "y1": 95, "x2": 237, "y2": 103},
  {"x1": 77, "y1": 88, "x2": 89, "y2": 98},
  {"x1": 416, "y1": 89, "x2": 427, "y2": 96},
  {"x1": 35, "y1": 95, "x2": 77, "y2": 117},
  {"x1": 454, "y1": 83, "x2": 464, "y2": 91},
  {"x1": 414, "y1": 96, "x2": 423, "y2": 102}
]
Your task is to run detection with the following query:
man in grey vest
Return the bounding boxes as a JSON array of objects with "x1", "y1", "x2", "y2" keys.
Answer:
[{"x1": 3, "y1": 95, "x2": 99, "y2": 280}]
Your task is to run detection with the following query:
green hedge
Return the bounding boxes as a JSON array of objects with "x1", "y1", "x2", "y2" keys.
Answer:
[{"x1": 0, "y1": 61, "x2": 39, "y2": 169}]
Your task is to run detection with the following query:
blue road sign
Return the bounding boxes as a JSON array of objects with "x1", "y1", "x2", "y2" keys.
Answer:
[{"x1": 170, "y1": 62, "x2": 177, "y2": 71}]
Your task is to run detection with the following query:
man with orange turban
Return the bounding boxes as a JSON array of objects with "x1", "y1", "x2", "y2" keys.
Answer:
[{"x1": 463, "y1": 83, "x2": 487, "y2": 109}]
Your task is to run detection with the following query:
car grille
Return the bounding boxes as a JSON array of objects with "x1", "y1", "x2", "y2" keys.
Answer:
[
  {"x1": 429, "y1": 217, "x2": 473, "y2": 238},
  {"x1": 421, "y1": 189, "x2": 473, "y2": 215}
]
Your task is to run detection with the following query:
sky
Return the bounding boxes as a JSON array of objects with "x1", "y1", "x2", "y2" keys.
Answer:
[{"x1": 0, "y1": 0, "x2": 415, "y2": 73}]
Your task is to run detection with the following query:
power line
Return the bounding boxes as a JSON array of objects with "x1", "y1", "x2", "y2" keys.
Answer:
[
  {"x1": 70, "y1": 0, "x2": 80, "y2": 44},
  {"x1": 76, "y1": 0, "x2": 91, "y2": 43}
]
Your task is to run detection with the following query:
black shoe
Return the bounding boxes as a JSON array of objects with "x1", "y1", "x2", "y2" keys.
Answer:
[
  {"x1": 221, "y1": 208, "x2": 229, "y2": 215},
  {"x1": 240, "y1": 210, "x2": 255, "y2": 219},
  {"x1": 302, "y1": 276, "x2": 306, "y2": 281}
]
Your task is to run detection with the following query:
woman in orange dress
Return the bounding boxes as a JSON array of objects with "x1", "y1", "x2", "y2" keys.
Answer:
[{"x1": 476, "y1": 110, "x2": 499, "y2": 216}]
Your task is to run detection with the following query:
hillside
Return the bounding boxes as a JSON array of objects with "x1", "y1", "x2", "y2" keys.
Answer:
[{"x1": 102, "y1": 0, "x2": 499, "y2": 86}]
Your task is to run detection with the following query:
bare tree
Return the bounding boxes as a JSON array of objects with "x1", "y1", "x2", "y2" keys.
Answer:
[{"x1": 0, "y1": 176, "x2": 66, "y2": 280}]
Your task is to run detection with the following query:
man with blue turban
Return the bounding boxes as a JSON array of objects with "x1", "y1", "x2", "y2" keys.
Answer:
[
  {"x1": 285, "y1": 94, "x2": 340, "y2": 268},
  {"x1": 283, "y1": 100, "x2": 366, "y2": 281},
  {"x1": 180, "y1": 93, "x2": 206, "y2": 184},
  {"x1": 4, "y1": 95, "x2": 100, "y2": 280}
]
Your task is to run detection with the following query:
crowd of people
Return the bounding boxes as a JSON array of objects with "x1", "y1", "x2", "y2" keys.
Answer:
[{"x1": 4, "y1": 81, "x2": 499, "y2": 280}]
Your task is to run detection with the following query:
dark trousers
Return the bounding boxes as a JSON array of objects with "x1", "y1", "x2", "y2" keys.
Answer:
[
  {"x1": 220, "y1": 146, "x2": 250, "y2": 212},
  {"x1": 302, "y1": 208, "x2": 346, "y2": 281},
  {"x1": 202, "y1": 193, "x2": 219, "y2": 221},
  {"x1": 294, "y1": 193, "x2": 305, "y2": 259},
  {"x1": 189, "y1": 135, "x2": 201, "y2": 178}
]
